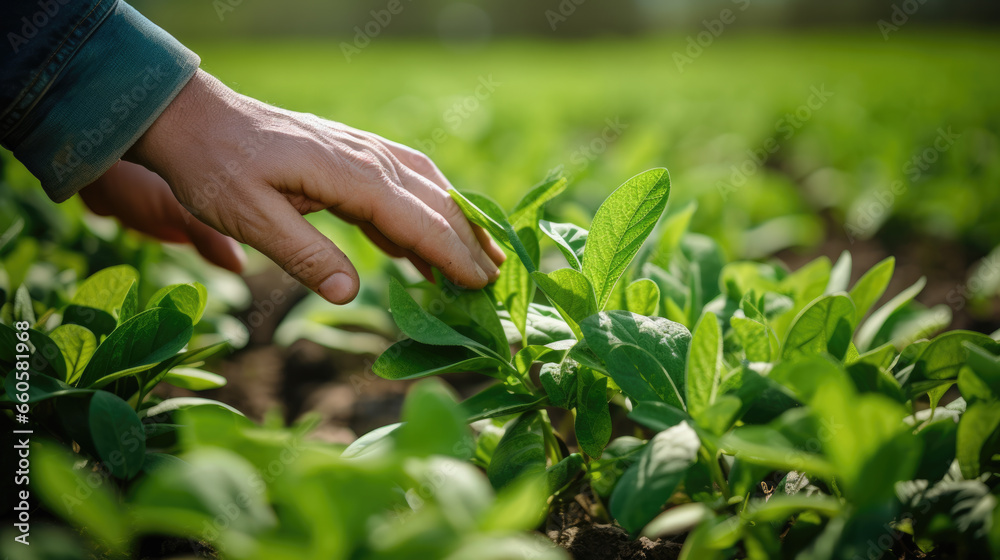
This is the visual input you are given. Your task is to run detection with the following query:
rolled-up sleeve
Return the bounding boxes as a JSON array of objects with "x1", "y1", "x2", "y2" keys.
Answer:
[{"x1": 1, "y1": 0, "x2": 199, "y2": 202}]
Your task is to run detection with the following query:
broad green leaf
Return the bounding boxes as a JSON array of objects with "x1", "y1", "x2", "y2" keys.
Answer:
[
  {"x1": 62, "y1": 304, "x2": 117, "y2": 339},
  {"x1": 71, "y1": 264, "x2": 139, "y2": 323},
  {"x1": 782, "y1": 294, "x2": 855, "y2": 361},
  {"x1": 771, "y1": 256, "x2": 832, "y2": 337},
  {"x1": 907, "y1": 331, "x2": 999, "y2": 407},
  {"x1": 680, "y1": 234, "x2": 725, "y2": 305},
  {"x1": 163, "y1": 367, "x2": 228, "y2": 390},
  {"x1": 539, "y1": 220, "x2": 588, "y2": 270},
  {"x1": 583, "y1": 168, "x2": 671, "y2": 309},
  {"x1": 80, "y1": 308, "x2": 194, "y2": 387},
  {"x1": 626, "y1": 278, "x2": 660, "y2": 316},
  {"x1": 49, "y1": 324, "x2": 96, "y2": 384},
  {"x1": 138, "y1": 341, "x2": 231, "y2": 395},
  {"x1": 88, "y1": 391, "x2": 146, "y2": 479},
  {"x1": 581, "y1": 311, "x2": 691, "y2": 400},
  {"x1": 845, "y1": 362, "x2": 905, "y2": 402},
  {"x1": 964, "y1": 342, "x2": 1000, "y2": 397},
  {"x1": 539, "y1": 360, "x2": 578, "y2": 409},
  {"x1": 605, "y1": 344, "x2": 686, "y2": 410},
  {"x1": 453, "y1": 283, "x2": 510, "y2": 358},
  {"x1": 462, "y1": 384, "x2": 545, "y2": 422},
  {"x1": 396, "y1": 379, "x2": 470, "y2": 459},
  {"x1": 825, "y1": 250, "x2": 852, "y2": 294},
  {"x1": 450, "y1": 190, "x2": 536, "y2": 272},
  {"x1": 488, "y1": 411, "x2": 546, "y2": 489},
  {"x1": 629, "y1": 401, "x2": 690, "y2": 432},
  {"x1": 341, "y1": 423, "x2": 401, "y2": 459},
  {"x1": 388, "y1": 277, "x2": 498, "y2": 358},
  {"x1": 686, "y1": 312, "x2": 722, "y2": 421},
  {"x1": 576, "y1": 367, "x2": 611, "y2": 458},
  {"x1": 33, "y1": 443, "x2": 128, "y2": 548},
  {"x1": 373, "y1": 340, "x2": 503, "y2": 380},
  {"x1": 610, "y1": 421, "x2": 700, "y2": 534},
  {"x1": 848, "y1": 256, "x2": 894, "y2": 321},
  {"x1": 26, "y1": 328, "x2": 66, "y2": 380},
  {"x1": 956, "y1": 400, "x2": 1000, "y2": 479},
  {"x1": 849, "y1": 342, "x2": 897, "y2": 370},
  {"x1": 700, "y1": 394, "x2": 742, "y2": 436},
  {"x1": 720, "y1": 425, "x2": 836, "y2": 479},
  {"x1": 531, "y1": 267, "x2": 597, "y2": 330},
  {"x1": 146, "y1": 283, "x2": 208, "y2": 324},
  {"x1": 546, "y1": 453, "x2": 585, "y2": 494},
  {"x1": 855, "y1": 276, "x2": 926, "y2": 352},
  {"x1": 512, "y1": 341, "x2": 571, "y2": 374}
]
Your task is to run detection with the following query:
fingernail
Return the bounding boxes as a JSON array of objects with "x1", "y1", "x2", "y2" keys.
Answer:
[
  {"x1": 475, "y1": 263, "x2": 488, "y2": 285},
  {"x1": 319, "y1": 273, "x2": 355, "y2": 304}
]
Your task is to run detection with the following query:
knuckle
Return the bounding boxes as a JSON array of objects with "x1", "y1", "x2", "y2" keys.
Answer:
[{"x1": 279, "y1": 240, "x2": 339, "y2": 284}]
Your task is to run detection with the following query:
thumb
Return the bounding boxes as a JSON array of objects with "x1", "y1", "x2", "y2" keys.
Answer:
[{"x1": 241, "y1": 195, "x2": 360, "y2": 304}]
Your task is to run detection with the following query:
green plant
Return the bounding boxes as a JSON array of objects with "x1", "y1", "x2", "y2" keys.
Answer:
[
  {"x1": 371, "y1": 169, "x2": 1000, "y2": 558},
  {"x1": 1, "y1": 264, "x2": 230, "y2": 480}
]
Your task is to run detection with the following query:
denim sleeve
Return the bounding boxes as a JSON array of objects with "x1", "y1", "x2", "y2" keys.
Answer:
[{"x1": 0, "y1": 0, "x2": 200, "y2": 202}]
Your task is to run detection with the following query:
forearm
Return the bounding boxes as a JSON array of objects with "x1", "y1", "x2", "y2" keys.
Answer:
[{"x1": 0, "y1": 0, "x2": 199, "y2": 202}]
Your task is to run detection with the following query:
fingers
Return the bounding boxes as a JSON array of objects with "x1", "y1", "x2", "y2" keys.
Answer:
[
  {"x1": 181, "y1": 211, "x2": 247, "y2": 274},
  {"x1": 376, "y1": 139, "x2": 507, "y2": 269},
  {"x1": 242, "y1": 190, "x2": 361, "y2": 304},
  {"x1": 357, "y1": 222, "x2": 435, "y2": 282}
]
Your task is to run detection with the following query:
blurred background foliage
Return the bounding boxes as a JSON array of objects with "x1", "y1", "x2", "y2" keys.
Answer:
[{"x1": 2, "y1": 0, "x2": 999, "y2": 336}]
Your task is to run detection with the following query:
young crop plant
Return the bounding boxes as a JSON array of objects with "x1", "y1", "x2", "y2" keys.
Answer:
[
  {"x1": 1, "y1": 265, "x2": 232, "y2": 480},
  {"x1": 372, "y1": 168, "x2": 1000, "y2": 559}
]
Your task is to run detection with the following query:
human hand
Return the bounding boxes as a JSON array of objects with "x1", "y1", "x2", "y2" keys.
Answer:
[
  {"x1": 80, "y1": 160, "x2": 246, "y2": 273},
  {"x1": 124, "y1": 69, "x2": 504, "y2": 304}
]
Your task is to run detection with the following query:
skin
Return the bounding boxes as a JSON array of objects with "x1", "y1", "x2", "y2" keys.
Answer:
[{"x1": 81, "y1": 69, "x2": 505, "y2": 303}]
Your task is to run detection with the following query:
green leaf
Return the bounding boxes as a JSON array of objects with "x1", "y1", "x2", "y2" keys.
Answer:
[
  {"x1": 62, "y1": 304, "x2": 117, "y2": 339},
  {"x1": 71, "y1": 264, "x2": 139, "y2": 324},
  {"x1": 494, "y1": 230, "x2": 538, "y2": 343},
  {"x1": 731, "y1": 316, "x2": 777, "y2": 362},
  {"x1": 782, "y1": 294, "x2": 855, "y2": 361},
  {"x1": 576, "y1": 367, "x2": 611, "y2": 458},
  {"x1": 546, "y1": 453, "x2": 585, "y2": 493},
  {"x1": 720, "y1": 424, "x2": 836, "y2": 480},
  {"x1": 509, "y1": 175, "x2": 568, "y2": 228},
  {"x1": 88, "y1": 391, "x2": 146, "y2": 479},
  {"x1": 531, "y1": 267, "x2": 597, "y2": 329},
  {"x1": 606, "y1": 344, "x2": 686, "y2": 410},
  {"x1": 462, "y1": 384, "x2": 545, "y2": 422},
  {"x1": 488, "y1": 411, "x2": 547, "y2": 489},
  {"x1": 146, "y1": 283, "x2": 208, "y2": 324},
  {"x1": 388, "y1": 277, "x2": 498, "y2": 358},
  {"x1": 964, "y1": 342, "x2": 1000, "y2": 397},
  {"x1": 539, "y1": 360, "x2": 578, "y2": 409},
  {"x1": 539, "y1": 220, "x2": 588, "y2": 270},
  {"x1": 3, "y1": 370, "x2": 93, "y2": 402},
  {"x1": 583, "y1": 309, "x2": 689, "y2": 372},
  {"x1": 49, "y1": 324, "x2": 97, "y2": 384},
  {"x1": 686, "y1": 312, "x2": 722, "y2": 422},
  {"x1": 825, "y1": 250, "x2": 852, "y2": 294},
  {"x1": 626, "y1": 278, "x2": 660, "y2": 316},
  {"x1": 848, "y1": 256, "x2": 894, "y2": 321},
  {"x1": 610, "y1": 421, "x2": 700, "y2": 534},
  {"x1": 855, "y1": 276, "x2": 926, "y2": 352},
  {"x1": 907, "y1": 331, "x2": 999, "y2": 406},
  {"x1": 648, "y1": 201, "x2": 697, "y2": 270},
  {"x1": 33, "y1": 443, "x2": 128, "y2": 548},
  {"x1": 453, "y1": 283, "x2": 510, "y2": 358},
  {"x1": 629, "y1": 401, "x2": 690, "y2": 432},
  {"x1": 26, "y1": 328, "x2": 67, "y2": 380},
  {"x1": 80, "y1": 308, "x2": 194, "y2": 387},
  {"x1": 396, "y1": 379, "x2": 471, "y2": 459},
  {"x1": 583, "y1": 168, "x2": 671, "y2": 309},
  {"x1": 373, "y1": 340, "x2": 503, "y2": 380},
  {"x1": 163, "y1": 367, "x2": 228, "y2": 390},
  {"x1": 13, "y1": 284, "x2": 35, "y2": 324},
  {"x1": 957, "y1": 400, "x2": 1000, "y2": 479},
  {"x1": 450, "y1": 190, "x2": 536, "y2": 272}
]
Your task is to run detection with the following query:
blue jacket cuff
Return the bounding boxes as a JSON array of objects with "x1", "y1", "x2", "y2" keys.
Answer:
[{"x1": 4, "y1": 1, "x2": 199, "y2": 202}]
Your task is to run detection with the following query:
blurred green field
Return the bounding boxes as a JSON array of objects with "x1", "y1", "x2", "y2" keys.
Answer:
[
  {"x1": 187, "y1": 31, "x2": 1000, "y2": 259},
  {"x1": 4, "y1": 30, "x2": 1000, "y2": 288}
]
